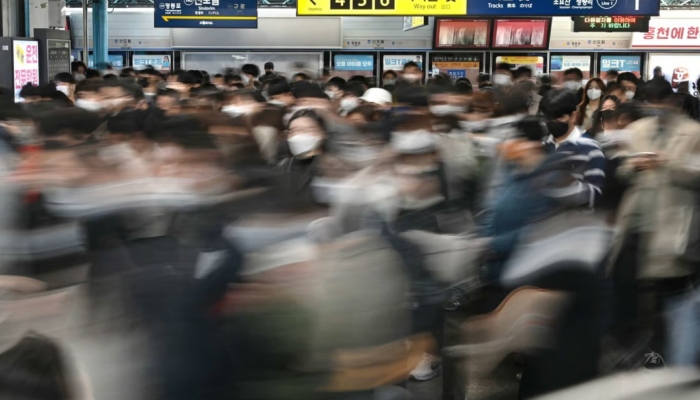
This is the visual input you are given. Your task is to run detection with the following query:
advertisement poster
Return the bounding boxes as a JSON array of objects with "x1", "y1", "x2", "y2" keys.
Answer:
[
  {"x1": 631, "y1": 18, "x2": 700, "y2": 49},
  {"x1": 87, "y1": 55, "x2": 124, "y2": 69},
  {"x1": 435, "y1": 19, "x2": 491, "y2": 49},
  {"x1": 382, "y1": 55, "x2": 423, "y2": 74},
  {"x1": 647, "y1": 53, "x2": 700, "y2": 97},
  {"x1": 258, "y1": 0, "x2": 296, "y2": 8},
  {"x1": 550, "y1": 55, "x2": 591, "y2": 81},
  {"x1": 599, "y1": 55, "x2": 641, "y2": 80},
  {"x1": 333, "y1": 54, "x2": 374, "y2": 78},
  {"x1": 133, "y1": 54, "x2": 172, "y2": 71},
  {"x1": 13, "y1": 40, "x2": 40, "y2": 102},
  {"x1": 403, "y1": 17, "x2": 427, "y2": 31},
  {"x1": 495, "y1": 55, "x2": 545, "y2": 75},
  {"x1": 493, "y1": 19, "x2": 549, "y2": 49},
  {"x1": 431, "y1": 55, "x2": 481, "y2": 83}
]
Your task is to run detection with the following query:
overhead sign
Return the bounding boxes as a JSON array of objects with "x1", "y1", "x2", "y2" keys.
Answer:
[
  {"x1": 431, "y1": 54, "x2": 482, "y2": 83},
  {"x1": 334, "y1": 54, "x2": 374, "y2": 71},
  {"x1": 13, "y1": 40, "x2": 40, "y2": 102},
  {"x1": 549, "y1": 38, "x2": 630, "y2": 49},
  {"x1": 467, "y1": 0, "x2": 660, "y2": 16},
  {"x1": 600, "y1": 54, "x2": 641, "y2": 78},
  {"x1": 343, "y1": 37, "x2": 430, "y2": 49},
  {"x1": 632, "y1": 18, "x2": 700, "y2": 48},
  {"x1": 154, "y1": 0, "x2": 258, "y2": 29},
  {"x1": 403, "y1": 17, "x2": 427, "y2": 31},
  {"x1": 133, "y1": 54, "x2": 172, "y2": 71},
  {"x1": 87, "y1": 55, "x2": 124, "y2": 69},
  {"x1": 495, "y1": 55, "x2": 545, "y2": 75},
  {"x1": 573, "y1": 16, "x2": 649, "y2": 32},
  {"x1": 297, "y1": 0, "x2": 467, "y2": 16}
]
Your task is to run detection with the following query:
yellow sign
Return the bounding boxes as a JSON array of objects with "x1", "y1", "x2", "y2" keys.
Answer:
[
  {"x1": 408, "y1": 17, "x2": 425, "y2": 29},
  {"x1": 433, "y1": 62, "x2": 479, "y2": 69},
  {"x1": 297, "y1": 0, "x2": 467, "y2": 16},
  {"x1": 498, "y1": 56, "x2": 543, "y2": 65}
]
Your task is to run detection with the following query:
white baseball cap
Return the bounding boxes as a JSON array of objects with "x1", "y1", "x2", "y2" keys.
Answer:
[{"x1": 360, "y1": 88, "x2": 393, "y2": 106}]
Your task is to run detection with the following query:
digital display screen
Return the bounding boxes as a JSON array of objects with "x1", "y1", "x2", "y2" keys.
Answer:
[
  {"x1": 493, "y1": 19, "x2": 550, "y2": 50},
  {"x1": 297, "y1": 0, "x2": 467, "y2": 16},
  {"x1": 434, "y1": 18, "x2": 491, "y2": 49},
  {"x1": 573, "y1": 16, "x2": 649, "y2": 32}
]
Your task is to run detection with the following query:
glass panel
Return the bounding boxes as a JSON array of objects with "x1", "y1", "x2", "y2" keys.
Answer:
[{"x1": 182, "y1": 52, "x2": 322, "y2": 79}]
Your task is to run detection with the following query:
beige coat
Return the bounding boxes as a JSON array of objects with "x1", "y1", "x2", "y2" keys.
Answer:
[{"x1": 612, "y1": 115, "x2": 700, "y2": 279}]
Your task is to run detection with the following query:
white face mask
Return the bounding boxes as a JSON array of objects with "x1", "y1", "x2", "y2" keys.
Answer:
[
  {"x1": 340, "y1": 97, "x2": 359, "y2": 112},
  {"x1": 241, "y1": 74, "x2": 251, "y2": 85},
  {"x1": 75, "y1": 99, "x2": 103, "y2": 112},
  {"x1": 564, "y1": 80, "x2": 582, "y2": 91},
  {"x1": 587, "y1": 88, "x2": 602, "y2": 101},
  {"x1": 338, "y1": 144, "x2": 383, "y2": 164},
  {"x1": 493, "y1": 74, "x2": 512, "y2": 87},
  {"x1": 74, "y1": 73, "x2": 86, "y2": 81},
  {"x1": 287, "y1": 133, "x2": 322, "y2": 157},
  {"x1": 603, "y1": 129, "x2": 630, "y2": 141},
  {"x1": 103, "y1": 98, "x2": 130, "y2": 110},
  {"x1": 268, "y1": 99, "x2": 286, "y2": 107},
  {"x1": 625, "y1": 90, "x2": 635, "y2": 100},
  {"x1": 383, "y1": 79, "x2": 396, "y2": 86},
  {"x1": 390, "y1": 130, "x2": 438, "y2": 154},
  {"x1": 459, "y1": 119, "x2": 490, "y2": 132},
  {"x1": 324, "y1": 90, "x2": 337, "y2": 100},
  {"x1": 222, "y1": 104, "x2": 254, "y2": 117},
  {"x1": 56, "y1": 85, "x2": 72, "y2": 96},
  {"x1": 403, "y1": 74, "x2": 422, "y2": 83},
  {"x1": 430, "y1": 104, "x2": 466, "y2": 117}
]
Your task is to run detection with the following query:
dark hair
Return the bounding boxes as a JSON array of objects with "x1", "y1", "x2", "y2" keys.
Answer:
[
  {"x1": 639, "y1": 79, "x2": 674, "y2": 104},
  {"x1": 0, "y1": 333, "x2": 71, "y2": 400},
  {"x1": 241, "y1": 64, "x2": 260, "y2": 78},
  {"x1": 455, "y1": 79, "x2": 473, "y2": 95},
  {"x1": 186, "y1": 70, "x2": 204, "y2": 85},
  {"x1": 494, "y1": 89, "x2": 530, "y2": 117},
  {"x1": 514, "y1": 66, "x2": 533, "y2": 80},
  {"x1": 346, "y1": 104, "x2": 377, "y2": 123},
  {"x1": 606, "y1": 69, "x2": 619, "y2": 79},
  {"x1": 343, "y1": 81, "x2": 365, "y2": 98},
  {"x1": 85, "y1": 69, "x2": 101, "y2": 79},
  {"x1": 402, "y1": 61, "x2": 421, "y2": 72},
  {"x1": 383, "y1": 70, "x2": 398, "y2": 79},
  {"x1": 326, "y1": 77, "x2": 346, "y2": 91},
  {"x1": 75, "y1": 79, "x2": 102, "y2": 95},
  {"x1": 157, "y1": 88, "x2": 179, "y2": 100},
  {"x1": 39, "y1": 108, "x2": 102, "y2": 137},
  {"x1": 71, "y1": 61, "x2": 86, "y2": 73},
  {"x1": 576, "y1": 78, "x2": 606, "y2": 126},
  {"x1": 213, "y1": 73, "x2": 224, "y2": 79},
  {"x1": 564, "y1": 68, "x2": 583, "y2": 80},
  {"x1": 224, "y1": 74, "x2": 240, "y2": 84},
  {"x1": 53, "y1": 72, "x2": 75, "y2": 85},
  {"x1": 292, "y1": 72, "x2": 312, "y2": 81},
  {"x1": 393, "y1": 83, "x2": 429, "y2": 107},
  {"x1": 515, "y1": 115, "x2": 547, "y2": 142},
  {"x1": 287, "y1": 108, "x2": 326, "y2": 132},
  {"x1": 348, "y1": 75, "x2": 369, "y2": 86},
  {"x1": 541, "y1": 89, "x2": 579, "y2": 119},
  {"x1": 100, "y1": 80, "x2": 145, "y2": 101},
  {"x1": 617, "y1": 72, "x2": 639, "y2": 87},
  {"x1": 292, "y1": 81, "x2": 328, "y2": 100},
  {"x1": 177, "y1": 72, "x2": 198, "y2": 86},
  {"x1": 267, "y1": 77, "x2": 292, "y2": 97},
  {"x1": 495, "y1": 62, "x2": 512, "y2": 72},
  {"x1": 103, "y1": 74, "x2": 118, "y2": 81},
  {"x1": 264, "y1": 62, "x2": 274, "y2": 70},
  {"x1": 107, "y1": 110, "x2": 147, "y2": 134}
]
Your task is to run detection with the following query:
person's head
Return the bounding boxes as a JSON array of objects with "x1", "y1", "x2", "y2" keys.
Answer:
[
  {"x1": 616, "y1": 101, "x2": 644, "y2": 128},
  {"x1": 493, "y1": 63, "x2": 513, "y2": 87},
  {"x1": 98, "y1": 80, "x2": 146, "y2": 113},
  {"x1": 73, "y1": 79, "x2": 103, "y2": 112},
  {"x1": 85, "y1": 69, "x2": 101, "y2": 80},
  {"x1": 604, "y1": 82, "x2": 626, "y2": 104},
  {"x1": 617, "y1": 72, "x2": 640, "y2": 101},
  {"x1": 324, "y1": 77, "x2": 346, "y2": 101},
  {"x1": 170, "y1": 71, "x2": 198, "y2": 94},
  {"x1": 605, "y1": 69, "x2": 619, "y2": 83},
  {"x1": 514, "y1": 66, "x2": 533, "y2": 83},
  {"x1": 71, "y1": 61, "x2": 87, "y2": 78},
  {"x1": 360, "y1": 87, "x2": 393, "y2": 110},
  {"x1": 53, "y1": 72, "x2": 76, "y2": 99},
  {"x1": 38, "y1": 107, "x2": 101, "y2": 148},
  {"x1": 677, "y1": 80, "x2": 690, "y2": 95},
  {"x1": 211, "y1": 74, "x2": 225, "y2": 89},
  {"x1": 493, "y1": 88, "x2": 530, "y2": 117},
  {"x1": 654, "y1": 66, "x2": 663, "y2": 78},
  {"x1": 383, "y1": 70, "x2": 398, "y2": 86},
  {"x1": 292, "y1": 72, "x2": 312, "y2": 83},
  {"x1": 402, "y1": 61, "x2": 423, "y2": 84},
  {"x1": 264, "y1": 62, "x2": 275, "y2": 76},
  {"x1": 221, "y1": 89, "x2": 264, "y2": 117},
  {"x1": 592, "y1": 95, "x2": 622, "y2": 134},
  {"x1": 478, "y1": 73, "x2": 492, "y2": 89},
  {"x1": 583, "y1": 78, "x2": 605, "y2": 103},
  {"x1": 346, "y1": 104, "x2": 377, "y2": 125},
  {"x1": 498, "y1": 115, "x2": 548, "y2": 168},
  {"x1": 428, "y1": 84, "x2": 467, "y2": 117},
  {"x1": 156, "y1": 88, "x2": 180, "y2": 115},
  {"x1": 106, "y1": 109, "x2": 149, "y2": 145},
  {"x1": 121, "y1": 67, "x2": 136, "y2": 78},
  {"x1": 540, "y1": 89, "x2": 579, "y2": 140},
  {"x1": 348, "y1": 75, "x2": 369, "y2": 91},
  {"x1": 639, "y1": 78, "x2": 674, "y2": 108},
  {"x1": 268, "y1": 77, "x2": 295, "y2": 108},
  {"x1": 339, "y1": 81, "x2": 365, "y2": 113},
  {"x1": 0, "y1": 333, "x2": 71, "y2": 400},
  {"x1": 286, "y1": 108, "x2": 326, "y2": 158},
  {"x1": 241, "y1": 64, "x2": 260, "y2": 86},
  {"x1": 563, "y1": 68, "x2": 584, "y2": 91}
]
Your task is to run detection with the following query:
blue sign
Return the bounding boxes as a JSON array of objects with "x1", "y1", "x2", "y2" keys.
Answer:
[
  {"x1": 334, "y1": 55, "x2": 374, "y2": 71},
  {"x1": 468, "y1": 0, "x2": 659, "y2": 16},
  {"x1": 600, "y1": 55, "x2": 641, "y2": 73},
  {"x1": 88, "y1": 55, "x2": 124, "y2": 68},
  {"x1": 154, "y1": 0, "x2": 258, "y2": 29}
]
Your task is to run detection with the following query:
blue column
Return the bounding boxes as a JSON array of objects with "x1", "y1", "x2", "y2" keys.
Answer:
[{"x1": 92, "y1": 0, "x2": 108, "y2": 69}]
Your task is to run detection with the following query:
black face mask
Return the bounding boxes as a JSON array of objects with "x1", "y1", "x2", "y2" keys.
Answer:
[
  {"x1": 265, "y1": 71, "x2": 273, "y2": 76},
  {"x1": 546, "y1": 120, "x2": 570, "y2": 138}
]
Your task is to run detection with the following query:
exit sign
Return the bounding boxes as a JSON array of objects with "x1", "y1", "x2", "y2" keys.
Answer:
[{"x1": 572, "y1": 16, "x2": 649, "y2": 33}]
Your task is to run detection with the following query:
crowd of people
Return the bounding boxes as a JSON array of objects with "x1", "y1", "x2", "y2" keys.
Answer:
[{"x1": 1, "y1": 57, "x2": 700, "y2": 400}]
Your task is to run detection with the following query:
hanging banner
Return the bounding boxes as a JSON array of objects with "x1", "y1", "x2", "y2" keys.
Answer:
[
  {"x1": 631, "y1": 18, "x2": 700, "y2": 49},
  {"x1": 431, "y1": 54, "x2": 482, "y2": 83},
  {"x1": 382, "y1": 54, "x2": 423, "y2": 72},
  {"x1": 133, "y1": 55, "x2": 172, "y2": 71},
  {"x1": 467, "y1": 0, "x2": 659, "y2": 17},
  {"x1": 13, "y1": 40, "x2": 40, "y2": 102},
  {"x1": 333, "y1": 54, "x2": 374, "y2": 71},
  {"x1": 550, "y1": 55, "x2": 592, "y2": 81},
  {"x1": 599, "y1": 54, "x2": 641, "y2": 80},
  {"x1": 154, "y1": 0, "x2": 258, "y2": 29},
  {"x1": 495, "y1": 55, "x2": 545, "y2": 75}
]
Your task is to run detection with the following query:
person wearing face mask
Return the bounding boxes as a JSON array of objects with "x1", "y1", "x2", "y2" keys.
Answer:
[
  {"x1": 338, "y1": 81, "x2": 365, "y2": 116},
  {"x1": 517, "y1": 79, "x2": 542, "y2": 116},
  {"x1": 575, "y1": 78, "x2": 606, "y2": 132},
  {"x1": 98, "y1": 80, "x2": 148, "y2": 116},
  {"x1": 562, "y1": 67, "x2": 584, "y2": 104},
  {"x1": 383, "y1": 69, "x2": 398, "y2": 89},
  {"x1": 617, "y1": 72, "x2": 639, "y2": 102},
  {"x1": 139, "y1": 69, "x2": 163, "y2": 103},
  {"x1": 53, "y1": 72, "x2": 76, "y2": 104},
  {"x1": 541, "y1": 89, "x2": 607, "y2": 209},
  {"x1": 492, "y1": 62, "x2": 514, "y2": 93},
  {"x1": 71, "y1": 61, "x2": 87, "y2": 81},
  {"x1": 266, "y1": 77, "x2": 295, "y2": 109},
  {"x1": 221, "y1": 89, "x2": 264, "y2": 118},
  {"x1": 258, "y1": 62, "x2": 277, "y2": 84},
  {"x1": 323, "y1": 76, "x2": 346, "y2": 103},
  {"x1": 241, "y1": 64, "x2": 260, "y2": 90},
  {"x1": 402, "y1": 61, "x2": 424, "y2": 86}
]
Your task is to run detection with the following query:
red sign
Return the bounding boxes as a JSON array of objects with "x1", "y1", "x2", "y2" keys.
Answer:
[{"x1": 632, "y1": 19, "x2": 700, "y2": 48}]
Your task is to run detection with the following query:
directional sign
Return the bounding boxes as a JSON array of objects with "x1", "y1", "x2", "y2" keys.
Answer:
[
  {"x1": 573, "y1": 16, "x2": 649, "y2": 32},
  {"x1": 297, "y1": 0, "x2": 467, "y2": 16},
  {"x1": 154, "y1": 0, "x2": 258, "y2": 29},
  {"x1": 467, "y1": 0, "x2": 660, "y2": 17}
]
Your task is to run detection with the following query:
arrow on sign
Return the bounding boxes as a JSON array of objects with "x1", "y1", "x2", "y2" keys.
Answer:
[{"x1": 161, "y1": 16, "x2": 257, "y2": 21}]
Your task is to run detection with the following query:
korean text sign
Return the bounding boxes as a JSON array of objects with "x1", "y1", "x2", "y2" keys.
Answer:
[
  {"x1": 334, "y1": 55, "x2": 374, "y2": 71},
  {"x1": 133, "y1": 55, "x2": 172, "y2": 71},
  {"x1": 154, "y1": 0, "x2": 258, "y2": 29},
  {"x1": 467, "y1": 0, "x2": 659, "y2": 16},
  {"x1": 383, "y1": 55, "x2": 423, "y2": 72},
  {"x1": 600, "y1": 55, "x2": 641, "y2": 77},
  {"x1": 13, "y1": 40, "x2": 40, "y2": 102},
  {"x1": 632, "y1": 19, "x2": 700, "y2": 48},
  {"x1": 298, "y1": 0, "x2": 467, "y2": 16}
]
